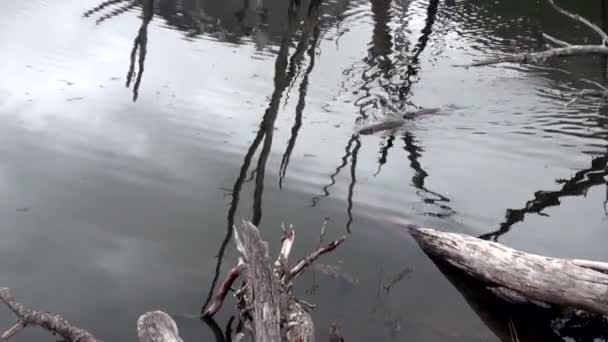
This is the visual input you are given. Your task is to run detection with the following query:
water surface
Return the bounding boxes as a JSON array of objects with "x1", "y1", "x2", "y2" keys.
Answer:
[{"x1": 0, "y1": 0, "x2": 607, "y2": 341}]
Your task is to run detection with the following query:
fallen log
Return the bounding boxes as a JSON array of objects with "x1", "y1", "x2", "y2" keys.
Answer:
[{"x1": 409, "y1": 227, "x2": 608, "y2": 315}]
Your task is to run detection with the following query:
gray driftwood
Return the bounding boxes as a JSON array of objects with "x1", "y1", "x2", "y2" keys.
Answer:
[{"x1": 409, "y1": 227, "x2": 608, "y2": 315}]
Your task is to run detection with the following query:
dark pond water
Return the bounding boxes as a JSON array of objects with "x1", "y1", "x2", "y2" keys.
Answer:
[{"x1": 1, "y1": 0, "x2": 607, "y2": 340}]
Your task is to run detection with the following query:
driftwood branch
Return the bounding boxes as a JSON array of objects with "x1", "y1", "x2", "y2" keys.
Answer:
[
  {"x1": 409, "y1": 227, "x2": 608, "y2": 315},
  {"x1": 466, "y1": 45, "x2": 608, "y2": 67},
  {"x1": 0, "y1": 288, "x2": 103, "y2": 342},
  {"x1": 464, "y1": 0, "x2": 608, "y2": 69},
  {"x1": 547, "y1": 0, "x2": 608, "y2": 45}
]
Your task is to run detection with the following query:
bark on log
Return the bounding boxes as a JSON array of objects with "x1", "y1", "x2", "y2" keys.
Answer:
[{"x1": 409, "y1": 227, "x2": 608, "y2": 315}]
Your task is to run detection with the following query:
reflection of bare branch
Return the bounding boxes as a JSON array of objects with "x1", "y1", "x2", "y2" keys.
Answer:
[
  {"x1": 83, "y1": 0, "x2": 128, "y2": 17},
  {"x1": 312, "y1": 137, "x2": 356, "y2": 207},
  {"x1": 402, "y1": 132, "x2": 454, "y2": 217},
  {"x1": 203, "y1": 0, "x2": 322, "y2": 316},
  {"x1": 346, "y1": 136, "x2": 361, "y2": 233},
  {"x1": 96, "y1": 1, "x2": 137, "y2": 24},
  {"x1": 126, "y1": 0, "x2": 153, "y2": 102},
  {"x1": 480, "y1": 150, "x2": 608, "y2": 241},
  {"x1": 374, "y1": 135, "x2": 395, "y2": 176},
  {"x1": 279, "y1": 6, "x2": 322, "y2": 188},
  {"x1": 202, "y1": 316, "x2": 227, "y2": 342},
  {"x1": 202, "y1": 8, "x2": 298, "y2": 313}
]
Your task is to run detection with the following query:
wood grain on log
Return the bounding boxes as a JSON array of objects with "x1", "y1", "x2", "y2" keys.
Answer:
[
  {"x1": 234, "y1": 221, "x2": 282, "y2": 341},
  {"x1": 409, "y1": 227, "x2": 608, "y2": 315}
]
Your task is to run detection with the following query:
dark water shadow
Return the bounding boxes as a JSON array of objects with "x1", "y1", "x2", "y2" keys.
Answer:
[
  {"x1": 480, "y1": 146, "x2": 608, "y2": 241},
  {"x1": 429, "y1": 255, "x2": 608, "y2": 341}
]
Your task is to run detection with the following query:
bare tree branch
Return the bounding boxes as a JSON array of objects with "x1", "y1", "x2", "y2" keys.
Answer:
[{"x1": 547, "y1": 0, "x2": 608, "y2": 45}]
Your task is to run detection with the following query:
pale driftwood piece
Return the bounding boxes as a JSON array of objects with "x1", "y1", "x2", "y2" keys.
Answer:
[
  {"x1": 466, "y1": 45, "x2": 608, "y2": 67},
  {"x1": 234, "y1": 221, "x2": 282, "y2": 342},
  {"x1": 0, "y1": 288, "x2": 103, "y2": 342},
  {"x1": 547, "y1": 0, "x2": 608, "y2": 45},
  {"x1": 137, "y1": 311, "x2": 184, "y2": 342},
  {"x1": 409, "y1": 227, "x2": 608, "y2": 315}
]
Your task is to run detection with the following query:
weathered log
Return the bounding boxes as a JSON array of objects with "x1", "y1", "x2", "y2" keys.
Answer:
[{"x1": 409, "y1": 227, "x2": 608, "y2": 315}]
